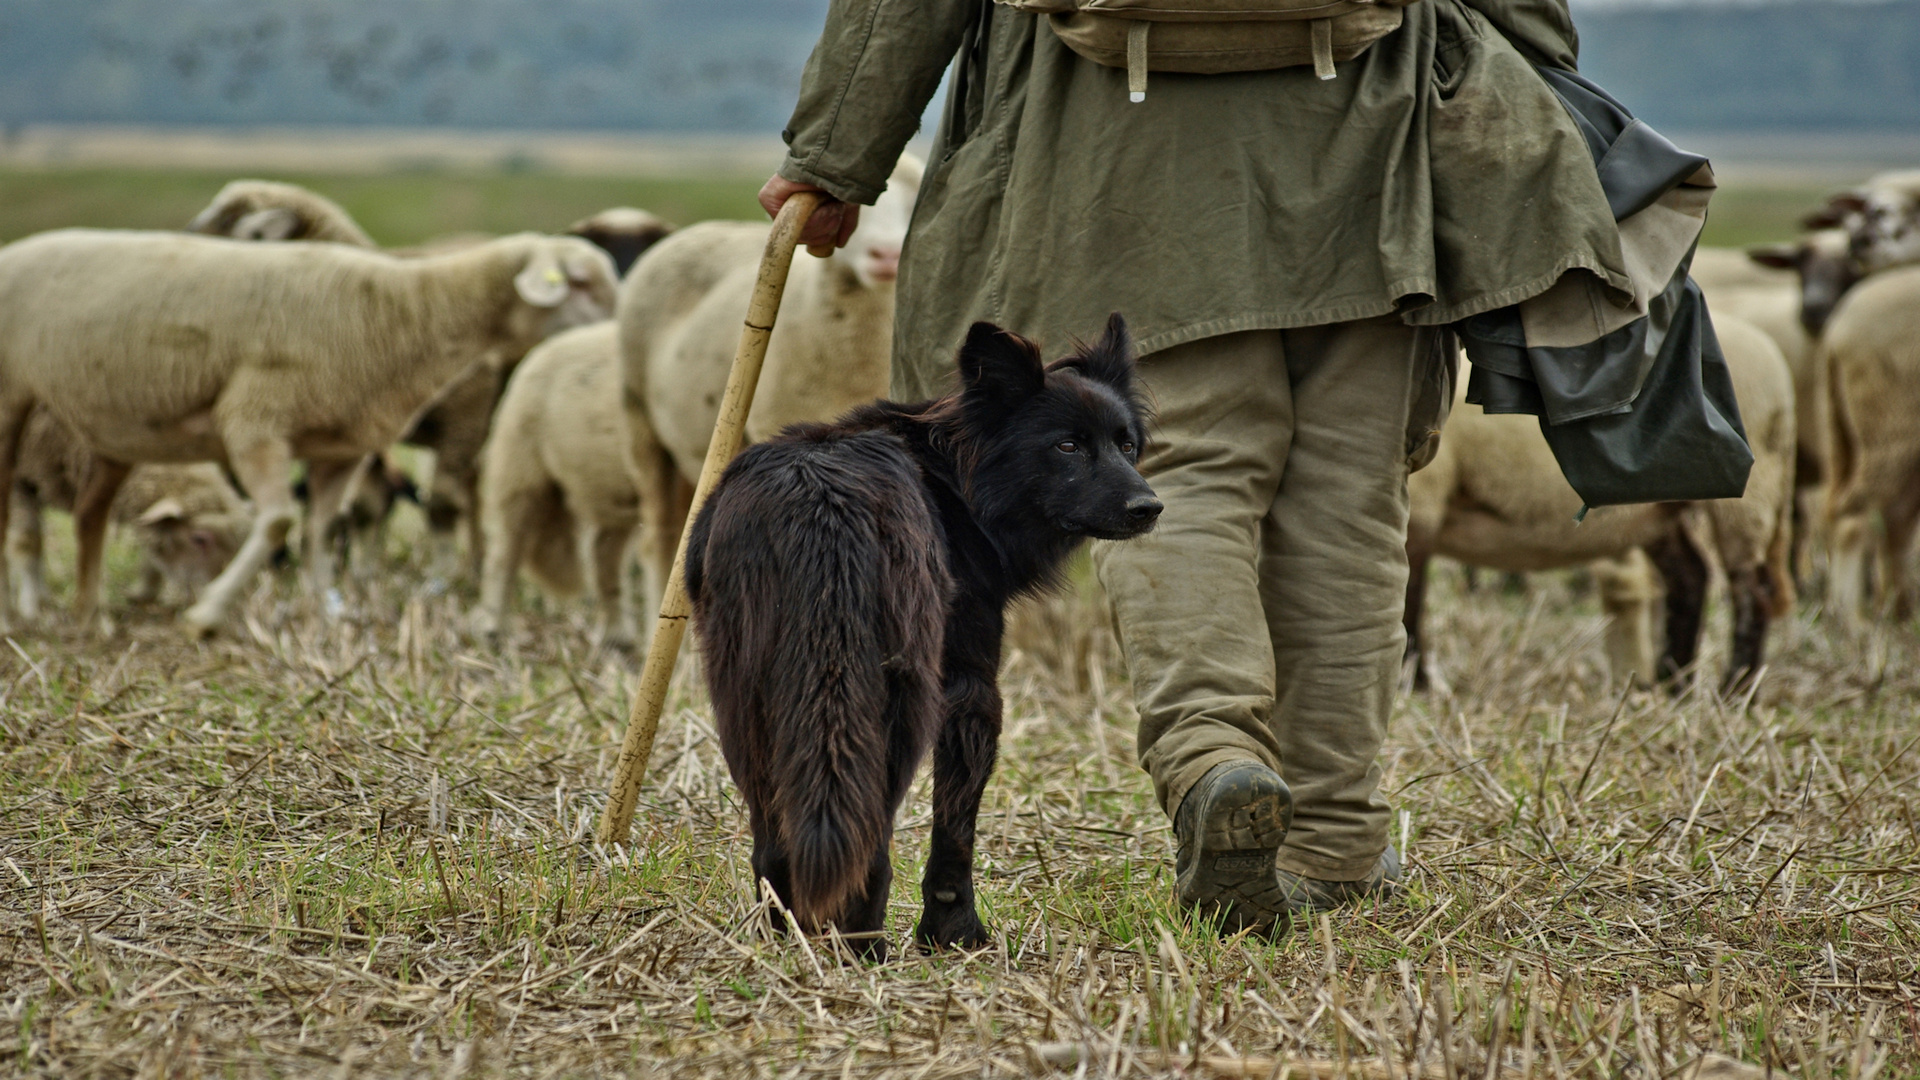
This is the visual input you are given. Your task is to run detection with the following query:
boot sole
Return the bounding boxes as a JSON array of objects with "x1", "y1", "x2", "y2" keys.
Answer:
[{"x1": 1177, "y1": 769, "x2": 1293, "y2": 934}]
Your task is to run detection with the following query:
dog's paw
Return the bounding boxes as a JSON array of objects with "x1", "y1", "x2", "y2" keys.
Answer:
[{"x1": 914, "y1": 904, "x2": 990, "y2": 951}]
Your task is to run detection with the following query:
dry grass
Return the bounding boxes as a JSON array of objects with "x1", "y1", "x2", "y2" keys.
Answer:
[{"x1": 2, "y1": 519, "x2": 1915, "y2": 1079}]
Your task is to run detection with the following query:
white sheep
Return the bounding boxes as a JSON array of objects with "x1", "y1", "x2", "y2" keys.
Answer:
[
  {"x1": 1407, "y1": 314, "x2": 1797, "y2": 693},
  {"x1": 1804, "y1": 169, "x2": 1920, "y2": 275},
  {"x1": 0, "y1": 228, "x2": 617, "y2": 635},
  {"x1": 618, "y1": 154, "x2": 923, "y2": 618},
  {"x1": 186, "y1": 179, "x2": 377, "y2": 247},
  {"x1": 1819, "y1": 263, "x2": 1920, "y2": 621},
  {"x1": 472, "y1": 322, "x2": 647, "y2": 648},
  {"x1": 187, "y1": 184, "x2": 674, "y2": 581},
  {"x1": 9, "y1": 406, "x2": 248, "y2": 618}
]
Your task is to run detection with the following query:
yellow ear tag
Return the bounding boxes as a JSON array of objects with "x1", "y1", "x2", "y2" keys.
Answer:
[{"x1": 546, "y1": 268, "x2": 565, "y2": 284}]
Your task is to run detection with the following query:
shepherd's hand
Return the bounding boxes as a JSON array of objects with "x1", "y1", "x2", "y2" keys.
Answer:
[{"x1": 760, "y1": 174, "x2": 860, "y2": 258}]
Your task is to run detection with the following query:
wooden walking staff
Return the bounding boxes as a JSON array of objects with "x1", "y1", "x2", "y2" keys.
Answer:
[{"x1": 598, "y1": 191, "x2": 825, "y2": 845}]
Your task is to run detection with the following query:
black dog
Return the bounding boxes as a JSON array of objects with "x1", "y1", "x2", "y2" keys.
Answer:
[{"x1": 685, "y1": 314, "x2": 1160, "y2": 956}]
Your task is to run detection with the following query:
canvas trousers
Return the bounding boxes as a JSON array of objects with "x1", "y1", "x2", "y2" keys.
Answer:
[{"x1": 1092, "y1": 319, "x2": 1447, "y2": 881}]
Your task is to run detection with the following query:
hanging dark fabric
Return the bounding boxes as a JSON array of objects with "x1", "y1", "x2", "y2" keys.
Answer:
[{"x1": 1454, "y1": 68, "x2": 1753, "y2": 510}]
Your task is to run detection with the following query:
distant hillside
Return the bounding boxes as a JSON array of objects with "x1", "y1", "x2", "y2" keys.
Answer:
[
  {"x1": 1577, "y1": 0, "x2": 1920, "y2": 130},
  {"x1": 0, "y1": 0, "x2": 1914, "y2": 133},
  {"x1": 0, "y1": 0, "x2": 833, "y2": 131}
]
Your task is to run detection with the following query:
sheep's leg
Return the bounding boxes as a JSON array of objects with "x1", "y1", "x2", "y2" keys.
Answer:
[
  {"x1": 472, "y1": 483, "x2": 537, "y2": 646},
  {"x1": 1646, "y1": 524, "x2": 1710, "y2": 688},
  {"x1": 183, "y1": 438, "x2": 294, "y2": 638},
  {"x1": 1825, "y1": 512, "x2": 1873, "y2": 624},
  {"x1": 1721, "y1": 566, "x2": 1772, "y2": 698},
  {"x1": 587, "y1": 522, "x2": 637, "y2": 652},
  {"x1": 8, "y1": 488, "x2": 45, "y2": 622},
  {"x1": 301, "y1": 458, "x2": 359, "y2": 614},
  {"x1": 1876, "y1": 478, "x2": 1920, "y2": 622},
  {"x1": 72, "y1": 457, "x2": 132, "y2": 631},
  {"x1": 460, "y1": 468, "x2": 485, "y2": 583},
  {"x1": 624, "y1": 410, "x2": 682, "y2": 633},
  {"x1": 1595, "y1": 551, "x2": 1660, "y2": 688},
  {"x1": 0, "y1": 399, "x2": 32, "y2": 633},
  {"x1": 1401, "y1": 543, "x2": 1431, "y2": 691}
]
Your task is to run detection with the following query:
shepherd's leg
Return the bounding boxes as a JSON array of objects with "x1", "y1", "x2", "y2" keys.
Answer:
[
  {"x1": 72, "y1": 457, "x2": 132, "y2": 629},
  {"x1": 182, "y1": 436, "x2": 294, "y2": 637}
]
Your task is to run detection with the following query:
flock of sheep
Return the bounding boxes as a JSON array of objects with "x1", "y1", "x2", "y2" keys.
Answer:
[
  {"x1": 1409, "y1": 168, "x2": 1920, "y2": 693},
  {"x1": 0, "y1": 160, "x2": 919, "y2": 649},
  {"x1": 0, "y1": 160, "x2": 1916, "y2": 694}
]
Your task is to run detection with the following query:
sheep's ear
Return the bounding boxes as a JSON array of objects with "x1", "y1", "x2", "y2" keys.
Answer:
[
  {"x1": 137, "y1": 498, "x2": 187, "y2": 527},
  {"x1": 1746, "y1": 243, "x2": 1799, "y2": 270},
  {"x1": 514, "y1": 248, "x2": 571, "y2": 308},
  {"x1": 236, "y1": 208, "x2": 303, "y2": 241},
  {"x1": 957, "y1": 322, "x2": 1044, "y2": 410},
  {"x1": 1802, "y1": 193, "x2": 1868, "y2": 230},
  {"x1": 185, "y1": 200, "x2": 247, "y2": 236},
  {"x1": 1065, "y1": 312, "x2": 1136, "y2": 393}
]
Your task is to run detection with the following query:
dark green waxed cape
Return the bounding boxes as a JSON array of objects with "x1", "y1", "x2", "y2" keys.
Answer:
[{"x1": 777, "y1": 0, "x2": 1631, "y2": 400}]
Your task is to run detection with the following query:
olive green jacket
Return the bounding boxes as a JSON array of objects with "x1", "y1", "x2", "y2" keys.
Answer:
[{"x1": 778, "y1": 0, "x2": 1631, "y2": 399}]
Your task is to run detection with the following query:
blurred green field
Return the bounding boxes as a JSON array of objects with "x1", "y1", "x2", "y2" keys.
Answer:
[
  {"x1": 0, "y1": 166, "x2": 1836, "y2": 248},
  {"x1": 0, "y1": 168, "x2": 768, "y2": 245}
]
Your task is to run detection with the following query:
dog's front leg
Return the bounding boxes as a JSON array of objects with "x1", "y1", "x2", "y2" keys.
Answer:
[{"x1": 914, "y1": 603, "x2": 1003, "y2": 951}]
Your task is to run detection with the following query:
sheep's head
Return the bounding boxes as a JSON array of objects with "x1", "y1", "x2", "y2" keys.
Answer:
[
  {"x1": 136, "y1": 498, "x2": 247, "y2": 596},
  {"x1": 506, "y1": 234, "x2": 620, "y2": 344},
  {"x1": 829, "y1": 153, "x2": 925, "y2": 288},
  {"x1": 1749, "y1": 228, "x2": 1861, "y2": 336},
  {"x1": 1801, "y1": 172, "x2": 1920, "y2": 277},
  {"x1": 565, "y1": 207, "x2": 676, "y2": 278},
  {"x1": 185, "y1": 179, "x2": 377, "y2": 248}
]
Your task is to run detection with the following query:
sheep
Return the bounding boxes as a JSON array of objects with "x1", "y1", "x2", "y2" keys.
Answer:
[
  {"x1": 1744, "y1": 228, "x2": 1861, "y2": 339},
  {"x1": 1698, "y1": 250, "x2": 1831, "y2": 583},
  {"x1": 618, "y1": 154, "x2": 923, "y2": 619},
  {"x1": 186, "y1": 184, "x2": 675, "y2": 581},
  {"x1": 9, "y1": 406, "x2": 248, "y2": 619},
  {"x1": 186, "y1": 179, "x2": 377, "y2": 247},
  {"x1": 1803, "y1": 169, "x2": 1920, "y2": 275},
  {"x1": 1819, "y1": 263, "x2": 1920, "y2": 622},
  {"x1": 565, "y1": 208, "x2": 675, "y2": 278},
  {"x1": 0, "y1": 228, "x2": 617, "y2": 636},
  {"x1": 472, "y1": 322, "x2": 648, "y2": 648},
  {"x1": 1406, "y1": 313, "x2": 1797, "y2": 694}
]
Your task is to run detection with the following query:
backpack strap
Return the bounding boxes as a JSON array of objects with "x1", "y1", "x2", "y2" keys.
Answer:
[
  {"x1": 1310, "y1": 18, "x2": 1336, "y2": 79},
  {"x1": 1127, "y1": 20, "x2": 1150, "y2": 101}
]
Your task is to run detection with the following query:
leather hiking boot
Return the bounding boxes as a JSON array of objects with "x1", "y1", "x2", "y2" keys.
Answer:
[
  {"x1": 1173, "y1": 761, "x2": 1294, "y2": 934},
  {"x1": 1274, "y1": 844, "x2": 1403, "y2": 923}
]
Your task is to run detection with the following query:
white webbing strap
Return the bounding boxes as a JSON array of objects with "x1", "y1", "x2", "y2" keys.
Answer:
[
  {"x1": 1311, "y1": 18, "x2": 1336, "y2": 80},
  {"x1": 1127, "y1": 20, "x2": 1150, "y2": 101}
]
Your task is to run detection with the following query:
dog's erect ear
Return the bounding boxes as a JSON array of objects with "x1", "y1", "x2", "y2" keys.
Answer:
[
  {"x1": 1066, "y1": 312, "x2": 1136, "y2": 393},
  {"x1": 958, "y1": 321, "x2": 1045, "y2": 409}
]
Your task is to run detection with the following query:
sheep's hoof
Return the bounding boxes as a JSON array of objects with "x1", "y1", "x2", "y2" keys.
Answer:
[
  {"x1": 467, "y1": 610, "x2": 503, "y2": 648},
  {"x1": 179, "y1": 605, "x2": 223, "y2": 640}
]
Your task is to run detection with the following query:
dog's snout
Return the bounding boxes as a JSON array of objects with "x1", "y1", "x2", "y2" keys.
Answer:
[{"x1": 1125, "y1": 495, "x2": 1163, "y2": 524}]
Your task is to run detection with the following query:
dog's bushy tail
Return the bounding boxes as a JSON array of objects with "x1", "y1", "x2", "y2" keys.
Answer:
[{"x1": 690, "y1": 432, "x2": 946, "y2": 931}]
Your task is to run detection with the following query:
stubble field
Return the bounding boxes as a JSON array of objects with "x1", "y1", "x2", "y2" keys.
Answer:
[
  {"x1": 2, "y1": 524, "x2": 1915, "y2": 1078},
  {"x1": 1, "y1": 164, "x2": 1916, "y2": 1077}
]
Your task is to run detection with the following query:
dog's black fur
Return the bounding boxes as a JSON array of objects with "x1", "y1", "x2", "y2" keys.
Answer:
[{"x1": 686, "y1": 314, "x2": 1160, "y2": 957}]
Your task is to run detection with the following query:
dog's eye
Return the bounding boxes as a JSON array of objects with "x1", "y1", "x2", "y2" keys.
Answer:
[
  {"x1": 1056, "y1": 440, "x2": 1079, "y2": 454},
  {"x1": 1119, "y1": 440, "x2": 1136, "y2": 456}
]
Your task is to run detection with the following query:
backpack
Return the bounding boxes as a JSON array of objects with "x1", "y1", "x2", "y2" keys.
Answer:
[{"x1": 992, "y1": 0, "x2": 1423, "y2": 97}]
